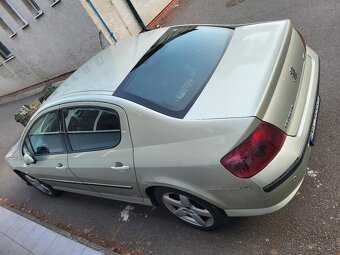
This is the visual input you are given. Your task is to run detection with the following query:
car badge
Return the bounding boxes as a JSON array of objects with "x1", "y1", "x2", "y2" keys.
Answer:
[
  {"x1": 289, "y1": 67, "x2": 298, "y2": 82},
  {"x1": 285, "y1": 105, "x2": 294, "y2": 128}
]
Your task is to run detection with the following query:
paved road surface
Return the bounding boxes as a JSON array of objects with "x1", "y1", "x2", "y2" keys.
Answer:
[{"x1": 0, "y1": 0, "x2": 339, "y2": 254}]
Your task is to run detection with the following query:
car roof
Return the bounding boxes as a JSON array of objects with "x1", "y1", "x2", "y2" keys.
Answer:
[{"x1": 47, "y1": 28, "x2": 168, "y2": 102}]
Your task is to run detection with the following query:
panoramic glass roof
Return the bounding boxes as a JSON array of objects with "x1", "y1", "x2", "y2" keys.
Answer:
[{"x1": 114, "y1": 25, "x2": 234, "y2": 118}]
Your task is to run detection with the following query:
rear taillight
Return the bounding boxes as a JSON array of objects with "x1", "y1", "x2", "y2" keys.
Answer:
[
  {"x1": 295, "y1": 28, "x2": 307, "y2": 51},
  {"x1": 220, "y1": 121, "x2": 286, "y2": 178}
]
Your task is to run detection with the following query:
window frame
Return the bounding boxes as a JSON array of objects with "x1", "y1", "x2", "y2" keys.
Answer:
[
  {"x1": 23, "y1": 110, "x2": 67, "y2": 156},
  {"x1": 61, "y1": 106, "x2": 122, "y2": 153},
  {"x1": 22, "y1": 0, "x2": 43, "y2": 19},
  {"x1": 0, "y1": 16, "x2": 16, "y2": 37},
  {"x1": 48, "y1": 0, "x2": 61, "y2": 7},
  {"x1": 1, "y1": 0, "x2": 29, "y2": 29},
  {"x1": 0, "y1": 41, "x2": 14, "y2": 62}
]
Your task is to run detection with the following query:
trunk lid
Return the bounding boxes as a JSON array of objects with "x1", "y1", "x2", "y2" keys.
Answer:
[{"x1": 185, "y1": 20, "x2": 305, "y2": 136}]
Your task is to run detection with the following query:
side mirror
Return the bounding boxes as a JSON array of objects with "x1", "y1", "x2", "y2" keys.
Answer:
[{"x1": 23, "y1": 153, "x2": 35, "y2": 165}]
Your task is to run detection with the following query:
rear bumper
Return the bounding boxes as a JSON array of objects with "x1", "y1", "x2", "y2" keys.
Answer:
[
  {"x1": 263, "y1": 95, "x2": 320, "y2": 193},
  {"x1": 225, "y1": 46, "x2": 320, "y2": 217},
  {"x1": 226, "y1": 178, "x2": 304, "y2": 217}
]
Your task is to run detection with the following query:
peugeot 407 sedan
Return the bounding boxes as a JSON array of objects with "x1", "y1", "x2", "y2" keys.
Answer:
[{"x1": 6, "y1": 20, "x2": 320, "y2": 230}]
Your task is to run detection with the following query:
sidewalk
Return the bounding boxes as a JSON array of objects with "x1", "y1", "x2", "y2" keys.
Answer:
[{"x1": 0, "y1": 206, "x2": 104, "y2": 255}]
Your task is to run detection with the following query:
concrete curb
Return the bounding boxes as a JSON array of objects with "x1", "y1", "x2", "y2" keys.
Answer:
[{"x1": 1, "y1": 204, "x2": 119, "y2": 255}]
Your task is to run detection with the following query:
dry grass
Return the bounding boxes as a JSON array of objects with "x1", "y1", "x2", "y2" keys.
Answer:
[{"x1": 226, "y1": 0, "x2": 246, "y2": 8}]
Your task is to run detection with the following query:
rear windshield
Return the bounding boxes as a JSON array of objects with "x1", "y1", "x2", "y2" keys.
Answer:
[{"x1": 114, "y1": 26, "x2": 233, "y2": 118}]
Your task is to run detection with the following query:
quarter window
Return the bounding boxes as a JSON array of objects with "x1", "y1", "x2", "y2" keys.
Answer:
[
  {"x1": 26, "y1": 111, "x2": 64, "y2": 155},
  {"x1": 63, "y1": 107, "x2": 121, "y2": 151}
]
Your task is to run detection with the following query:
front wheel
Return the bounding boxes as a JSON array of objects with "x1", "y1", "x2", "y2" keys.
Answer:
[
  {"x1": 22, "y1": 174, "x2": 61, "y2": 197},
  {"x1": 154, "y1": 187, "x2": 226, "y2": 230}
]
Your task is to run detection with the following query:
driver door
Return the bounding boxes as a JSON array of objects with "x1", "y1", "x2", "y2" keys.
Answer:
[{"x1": 20, "y1": 108, "x2": 95, "y2": 195}]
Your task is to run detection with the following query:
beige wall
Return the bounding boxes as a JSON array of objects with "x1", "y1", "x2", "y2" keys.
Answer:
[
  {"x1": 0, "y1": 0, "x2": 171, "y2": 97},
  {"x1": 79, "y1": 0, "x2": 172, "y2": 43},
  {"x1": 0, "y1": 0, "x2": 108, "y2": 97}
]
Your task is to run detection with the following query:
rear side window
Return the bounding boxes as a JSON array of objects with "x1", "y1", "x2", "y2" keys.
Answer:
[
  {"x1": 114, "y1": 26, "x2": 233, "y2": 118},
  {"x1": 63, "y1": 107, "x2": 121, "y2": 151},
  {"x1": 26, "y1": 111, "x2": 64, "y2": 155}
]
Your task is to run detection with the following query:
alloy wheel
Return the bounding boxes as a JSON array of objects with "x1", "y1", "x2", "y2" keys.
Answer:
[{"x1": 162, "y1": 192, "x2": 214, "y2": 228}]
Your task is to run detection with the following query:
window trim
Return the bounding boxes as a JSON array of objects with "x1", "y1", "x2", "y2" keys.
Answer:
[
  {"x1": 2, "y1": 0, "x2": 29, "y2": 29},
  {"x1": 61, "y1": 106, "x2": 122, "y2": 153},
  {"x1": 22, "y1": 110, "x2": 67, "y2": 156},
  {"x1": 48, "y1": 0, "x2": 61, "y2": 7},
  {"x1": 23, "y1": 0, "x2": 43, "y2": 19},
  {"x1": 0, "y1": 54, "x2": 15, "y2": 66},
  {"x1": 0, "y1": 41, "x2": 14, "y2": 62},
  {"x1": 0, "y1": 16, "x2": 16, "y2": 37}
]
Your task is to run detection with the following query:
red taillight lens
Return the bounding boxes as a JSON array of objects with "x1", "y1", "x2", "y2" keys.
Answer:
[
  {"x1": 295, "y1": 28, "x2": 307, "y2": 51},
  {"x1": 220, "y1": 122, "x2": 286, "y2": 178}
]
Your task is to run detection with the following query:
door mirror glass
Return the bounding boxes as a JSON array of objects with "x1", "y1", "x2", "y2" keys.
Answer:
[{"x1": 23, "y1": 153, "x2": 35, "y2": 165}]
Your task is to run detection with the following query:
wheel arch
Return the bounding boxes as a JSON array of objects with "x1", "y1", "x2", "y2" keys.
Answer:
[
  {"x1": 145, "y1": 186, "x2": 160, "y2": 206},
  {"x1": 13, "y1": 170, "x2": 31, "y2": 186},
  {"x1": 144, "y1": 183, "x2": 227, "y2": 211},
  {"x1": 146, "y1": 185, "x2": 227, "y2": 230}
]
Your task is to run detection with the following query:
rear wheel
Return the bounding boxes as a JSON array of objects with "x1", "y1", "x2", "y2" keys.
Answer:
[
  {"x1": 155, "y1": 187, "x2": 226, "y2": 230},
  {"x1": 22, "y1": 174, "x2": 61, "y2": 196}
]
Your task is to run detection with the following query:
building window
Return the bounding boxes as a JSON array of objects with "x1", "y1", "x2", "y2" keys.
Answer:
[
  {"x1": 0, "y1": 41, "x2": 14, "y2": 62},
  {"x1": 0, "y1": 16, "x2": 16, "y2": 37},
  {"x1": 48, "y1": 0, "x2": 60, "y2": 7},
  {"x1": 0, "y1": 0, "x2": 28, "y2": 29},
  {"x1": 22, "y1": 0, "x2": 43, "y2": 19}
]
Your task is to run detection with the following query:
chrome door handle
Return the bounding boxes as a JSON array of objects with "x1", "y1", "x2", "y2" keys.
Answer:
[
  {"x1": 56, "y1": 163, "x2": 67, "y2": 170},
  {"x1": 111, "y1": 162, "x2": 130, "y2": 170}
]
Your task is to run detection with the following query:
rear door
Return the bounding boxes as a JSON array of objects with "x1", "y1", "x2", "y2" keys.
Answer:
[{"x1": 61, "y1": 102, "x2": 142, "y2": 203}]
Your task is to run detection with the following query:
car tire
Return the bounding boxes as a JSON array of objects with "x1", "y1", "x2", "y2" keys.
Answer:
[
  {"x1": 154, "y1": 187, "x2": 226, "y2": 230},
  {"x1": 22, "y1": 173, "x2": 61, "y2": 197}
]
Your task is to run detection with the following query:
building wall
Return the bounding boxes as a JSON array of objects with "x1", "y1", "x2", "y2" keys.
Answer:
[
  {"x1": 79, "y1": 0, "x2": 172, "y2": 42},
  {"x1": 0, "y1": 0, "x2": 109, "y2": 97}
]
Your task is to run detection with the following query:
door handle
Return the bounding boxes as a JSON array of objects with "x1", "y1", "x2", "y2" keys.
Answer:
[
  {"x1": 56, "y1": 163, "x2": 67, "y2": 170},
  {"x1": 111, "y1": 162, "x2": 130, "y2": 170}
]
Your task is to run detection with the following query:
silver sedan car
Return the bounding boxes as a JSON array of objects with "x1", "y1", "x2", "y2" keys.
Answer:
[{"x1": 6, "y1": 20, "x2": 320, "y2": 230}]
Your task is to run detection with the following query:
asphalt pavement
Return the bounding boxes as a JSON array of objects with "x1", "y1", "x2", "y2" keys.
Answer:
[{"x1": 0, "y1": 0, "x2": 339, "y2": 254}]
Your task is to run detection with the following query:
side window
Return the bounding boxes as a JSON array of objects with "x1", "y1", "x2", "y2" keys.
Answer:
[
  {"x1": 63, "y1": 107, "x2": 121, "y2": 151},
  {"x1": 25, "y1": 111, "x2": 64, "y2": 155}
]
